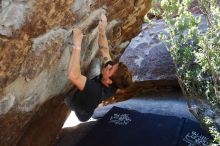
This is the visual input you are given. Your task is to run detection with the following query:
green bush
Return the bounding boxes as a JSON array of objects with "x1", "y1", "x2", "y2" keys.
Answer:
[
  {"x1": 152, "y1": 0, "x2": 220, "y2": 144},
  {"x1": 157, "y1": 0, "x2": 220, "y2": 105}
]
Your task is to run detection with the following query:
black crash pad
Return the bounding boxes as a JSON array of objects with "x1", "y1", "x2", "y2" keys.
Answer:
[{"x1": 76, "y1": 107, "x2": 212, "y2": 146}]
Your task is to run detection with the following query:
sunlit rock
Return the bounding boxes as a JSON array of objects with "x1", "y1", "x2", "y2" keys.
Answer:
[{"x1": 0, "y1": 0, "x2": 151, "y2": 146}]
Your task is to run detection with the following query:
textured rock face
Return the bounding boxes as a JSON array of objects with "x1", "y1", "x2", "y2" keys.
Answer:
[
  {"x1": 0, "y1": 0, "x2": 151, "y2": 146},
  {"x1": 112, "y1": 15, "x2": 208, "y2": 103},
  {"x1": 120, "y1": 13, "x2": 208, "y2": 82},
  {"x1": 120, "y1": 20, "x2": 176, "y2": 81}
]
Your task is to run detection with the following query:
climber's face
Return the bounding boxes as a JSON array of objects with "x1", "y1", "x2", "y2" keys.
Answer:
[{"x1": 101, "y1": 63, "x2": 118, "y2": 87}]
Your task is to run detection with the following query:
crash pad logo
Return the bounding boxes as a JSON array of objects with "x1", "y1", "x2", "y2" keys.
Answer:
[
  {"x1": 109, "y1": 113, "x2": 132, "y2": 125},
  {"x1": 183, "y1": 131, "x2": 210, "y2": 146}
]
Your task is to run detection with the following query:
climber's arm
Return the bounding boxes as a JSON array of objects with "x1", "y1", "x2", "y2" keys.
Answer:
[
  {"x1": 98, "y1": 33, "x2": 112, "y2": 64},
  {"x1": 68, "y1": 28, "x2": 86, "y2": 91},
  {"x1": 98, "y1": 15, "x2": 112, "y2": 64}
]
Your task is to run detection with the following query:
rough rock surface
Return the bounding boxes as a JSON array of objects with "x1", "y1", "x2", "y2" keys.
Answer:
[
  {"x1": 102, "y1": 19, "x2": 179, "y2": 104},
  {"x1": 55, "y1": 4, "x2": 219, "y2": 146},
  {"x1": 56, "y1": 121, "x2": 97, "y2": 146},
  {"x1": 109, "y1": 15, "x2": 208, "y2": 104},
  {"x1": 119, "y1": 4, "x2": 209, "y2": 82},
  {"x1": 0, "y1": 0, "x2": 151, "y2": 146},
  {"x1": 120, "y1": 20, "x2": 176, "y2": 81}
]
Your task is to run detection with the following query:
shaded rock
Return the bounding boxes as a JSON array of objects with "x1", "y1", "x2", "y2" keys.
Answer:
[
  {"x1": 120, "y1": 13, "x2": 208, "y2": 82},
  {"x1": 103, "y1": 80, "x2": 181, "y2": 105},
  {"x1": 108, "y1": 13, "x2": 209, "y2": 109},
  {"x1": 55, "y1": 121, "x2": 97, "y2": 146},
  {"x1": 0, "y1": 0, "x2": 152, "y2": 146},
  {"x1": 120, "y1": 20, "x2": 176, "y2": 82}
]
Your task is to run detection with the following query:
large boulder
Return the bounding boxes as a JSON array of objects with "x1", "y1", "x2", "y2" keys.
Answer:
[
  {"x1": 108, "y1": 19, "x2": 178, "y2": 104},
  {"x1": 120, "y1": 20, "x2": 176, "y2": 81},
  {"x1": 111, "y1": 15, "x2": 208, "y2": 103},
  {"x1": 0, "y1": 0, "x2": 152, "y2": 146}
]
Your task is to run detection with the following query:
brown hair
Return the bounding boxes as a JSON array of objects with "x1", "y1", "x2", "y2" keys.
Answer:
[{"x1": 110, "y1": 62, "x2": 132, "y2": 89}]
